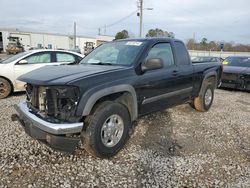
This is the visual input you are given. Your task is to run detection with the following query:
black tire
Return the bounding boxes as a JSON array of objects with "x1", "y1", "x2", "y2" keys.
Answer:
[
  {"x1": 193, "y1": 83, "x2": 214, "y2": 112},
  {"x1": 189, "y1": 101, "x2": 195, "y2": 108},
  {"x1": 82, "y1": 101, "x2": 131, "y2": 158},
  {"x1": 0, "y1": 78, "x2": 12, "y2": 99}
]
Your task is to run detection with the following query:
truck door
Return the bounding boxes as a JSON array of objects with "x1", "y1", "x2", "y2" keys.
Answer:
[
  {"x1": 173, "y1": 41, "x2": 194, "y2": 101},
  {"x1": 137, "y1": 42, "x2": 190, "y2": 115}
]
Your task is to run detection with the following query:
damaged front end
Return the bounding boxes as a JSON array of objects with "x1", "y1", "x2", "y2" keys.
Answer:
[
  {"x1": 221, "y1": 72, "x2": 250, "y2": 90},
  {"x1": 26, "y1": 84, "x2": 81, "y2": 123},
  {"x1": 12, "y1": 84, "x2": 84, "y2": 153}
]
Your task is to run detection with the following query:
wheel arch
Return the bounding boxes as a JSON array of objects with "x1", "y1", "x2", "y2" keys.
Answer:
[
  {"x1": 0, "y1": 75, "x2": 14, "y2": 92},
  {"x1": 200, "y1": 71, "x2": 217, "y2": 91},
  {"x1": 80, "y1": 84, "x2": 138, "y2": 121}
]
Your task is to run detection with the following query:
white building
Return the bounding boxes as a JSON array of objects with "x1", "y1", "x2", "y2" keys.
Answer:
[{"x1": 0, "y1": 28, "x2": 114, "y2": 54}]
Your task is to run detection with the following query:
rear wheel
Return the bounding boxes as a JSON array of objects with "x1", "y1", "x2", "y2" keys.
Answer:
[
  {"x1": 0, "y1": 78, "x2": 12, "y2": 99},
  {"x1": 82, "y1": 101, "x2": 131, "y2": 158},
  {"x1": 193, "y1": 82, "x2": 214, "y2": 112}
]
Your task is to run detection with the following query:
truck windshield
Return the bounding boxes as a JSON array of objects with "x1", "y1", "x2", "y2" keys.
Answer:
[
  {"x1": 0, "y1": 52, "x2": 30, "y2": 64},
  {"x1": 80, "y1": 41, "x2": 145, "y2": 66}
]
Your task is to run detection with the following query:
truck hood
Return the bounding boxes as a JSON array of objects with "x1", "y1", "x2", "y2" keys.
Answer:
[
  {"x1": 18, "y1": 64, "x2": 127, "y2": 85},
  {"x1": 223, "y1": 66, "x2": 250, "y2": 74}
]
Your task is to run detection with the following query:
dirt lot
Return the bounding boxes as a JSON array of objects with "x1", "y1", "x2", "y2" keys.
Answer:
[{"x1": 0, "y1": 89, "x2": 249, "y2": 187}]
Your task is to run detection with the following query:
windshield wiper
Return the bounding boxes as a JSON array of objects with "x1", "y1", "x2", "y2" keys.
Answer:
[{"x1": 91, "y1": 62, "x2": 113, "y2": 66}]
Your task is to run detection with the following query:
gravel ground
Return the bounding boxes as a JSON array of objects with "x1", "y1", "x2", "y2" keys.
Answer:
[{"x1": 0, "y1": 89, "x2": 249, "y2": 188}]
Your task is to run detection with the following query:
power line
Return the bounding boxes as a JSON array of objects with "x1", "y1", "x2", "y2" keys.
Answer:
[
  {"x1": 104, "y1": 10, "x2": 138, "y2": 28},
  {"x1": 76, "y1": 10, "x2": 138, "y2": 31}
]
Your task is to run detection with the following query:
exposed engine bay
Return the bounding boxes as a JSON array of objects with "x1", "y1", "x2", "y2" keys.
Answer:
[{"x1": 25, "y1": 84, "x2": 80, "y2": 123}]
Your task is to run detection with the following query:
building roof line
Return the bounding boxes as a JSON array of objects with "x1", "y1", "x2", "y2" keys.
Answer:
[{"x1": 0, "y1": 27, "x2": 98, "y2": 39}]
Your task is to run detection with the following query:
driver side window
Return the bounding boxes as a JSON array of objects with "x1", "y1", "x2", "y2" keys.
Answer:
[
  {"x1": 146, "y1": 43, "x2": 174, "y2": 67},
  {"x1": 24, "y1": 53, "x2": 51, "y2": 64}
]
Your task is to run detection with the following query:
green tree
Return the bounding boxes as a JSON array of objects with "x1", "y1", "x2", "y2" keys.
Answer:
[
  {"x1": 115, "y1": 30, "x2": 129, "y2": 40},
  {"x1": 145, "y1": 28, "x2": 174, "y2": 38},
  {"x1": 208, "y1": 41, "x2": 218, "y2": 51},
  {"x1": 168, "y1": 32, "x2": 175, "y2": 39},
  {"x1": 201, "y1": 38, "x2": 208, "y2": 45},
  {"x1": 200, "y1": 38, "x2": 208, "y2": 50}
]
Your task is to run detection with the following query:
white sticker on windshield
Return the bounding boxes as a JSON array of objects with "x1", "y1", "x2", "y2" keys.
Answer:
[{"x1": 125, "y1": 41, "x2": 143, "y2": 46}]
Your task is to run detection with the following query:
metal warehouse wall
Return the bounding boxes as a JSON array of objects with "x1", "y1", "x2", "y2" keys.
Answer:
[
  {"x1": 8, "y1": 32, "x2": 73, "y2": 51},
  {"x1": 0, "y1": 29, "x2": 107, "y2": 53}
]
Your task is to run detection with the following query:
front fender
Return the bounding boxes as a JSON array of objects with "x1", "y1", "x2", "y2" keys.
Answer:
[
  {"x1": 202, "y1": 71, "x2": 218, "y2": 86},
  {"x1": 76, "y1": 84, "x2": 138, "y2": 121}
]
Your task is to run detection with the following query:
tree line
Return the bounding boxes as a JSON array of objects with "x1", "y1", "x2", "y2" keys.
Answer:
[
  {"x1": 186, "y1": 38, "x2": 250, "y2": 52},
  {"x1": 114, "y1": 29, "x2": 250, "y2": 52},
  {"x1": 115, "y1": 28, "x2": 174, "y2": 39}
]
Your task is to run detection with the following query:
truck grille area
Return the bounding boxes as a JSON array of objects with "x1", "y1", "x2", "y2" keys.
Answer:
[
  {"x1": 222, "y1": 73, "x2": 238, "y2": 81},
  {"x1": 25, "y1": 84, "x2": 80, "y2": 123}
]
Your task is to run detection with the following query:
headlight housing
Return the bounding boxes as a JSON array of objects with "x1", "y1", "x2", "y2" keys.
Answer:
[
  {"x1": 46, "y1": 86, "x2": 80, "y2": 122},
  {"x1": 27, "y1": 85, "x2": 80, "y2": 123}
]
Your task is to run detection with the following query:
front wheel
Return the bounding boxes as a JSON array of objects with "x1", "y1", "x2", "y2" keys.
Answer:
[
  {"x1": 193, "y1": 83, "x2": 214, "y2": 112},
  {"x1": 82, "y1": 101, "x2": 131, "y2": 158}
]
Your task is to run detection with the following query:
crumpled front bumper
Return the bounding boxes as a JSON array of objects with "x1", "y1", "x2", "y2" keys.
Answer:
[
  {"x1": 221, "y1": 79, "x2": 250, "y2": 91},
  {"x1": 12, "y1": 101, "x2": 84, "y2": 153}
]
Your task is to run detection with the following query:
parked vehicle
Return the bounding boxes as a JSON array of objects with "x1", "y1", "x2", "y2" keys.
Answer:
[
  {"x1": 0, "y1": 49, "x2": 84, "y2": 99},
  {"x1": 6, "y1": 36, "x2": 24, "y2": 55},
  {"x1": 84, "y1": 42, "x2": 95, "y2": 56},
  {"x1": 13, "y1": 38, "x2": 222, "y2": 158},
  {"x1": 192, "y1": 56, "x2": 222, "y2": 63},
  {"x1": 6, "y1": 41, "x2": 24, "y2": 55},
  {"x1": 221, "y1": 56, "x2": 250, "y2": 90}
]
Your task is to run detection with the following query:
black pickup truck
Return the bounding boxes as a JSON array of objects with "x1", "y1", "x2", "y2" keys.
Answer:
[{"x1": 13, "y1": 38, "x2": 222, "y2": 158}]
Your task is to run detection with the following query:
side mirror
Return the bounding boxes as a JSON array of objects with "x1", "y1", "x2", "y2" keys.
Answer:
[
  {"x1": 141, "y1": 58, "x2": 164, "y2": 72},
  {"x1": 18, "y1": 59, "x2": 28, "y2": 64}
]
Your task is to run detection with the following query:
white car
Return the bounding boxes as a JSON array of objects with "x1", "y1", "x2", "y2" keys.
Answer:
[{"x1": 0, "y1": 49, "x2": 84, "y2": 99}]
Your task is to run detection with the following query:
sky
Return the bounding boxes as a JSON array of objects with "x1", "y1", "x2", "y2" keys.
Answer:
[{"x1": 0, "y1": 0, "x2": 250, "y2": 44}]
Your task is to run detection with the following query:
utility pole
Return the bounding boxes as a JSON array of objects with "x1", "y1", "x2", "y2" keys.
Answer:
[
  {"x1": 104, "y1": 25, "x2": 107, "y2": 35},
  {"x1": 74, "y1": 22, "x2": 76, "y2": 48},
  {"x1": 139, "y1": 0, "x2": 143, "y2": 37}
]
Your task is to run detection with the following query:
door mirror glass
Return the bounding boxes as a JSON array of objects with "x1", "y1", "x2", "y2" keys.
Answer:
[
  {"x1": 18, "y1": 59, "x2": 28, "y2": 64},
  {"x1": 141, "y1": 58, "x2": 164, "y2": 72}
]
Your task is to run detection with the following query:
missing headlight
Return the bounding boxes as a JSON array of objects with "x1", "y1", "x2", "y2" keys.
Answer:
[{"x1": 37, "y1": 86, "x2": 80, "y2": 122}]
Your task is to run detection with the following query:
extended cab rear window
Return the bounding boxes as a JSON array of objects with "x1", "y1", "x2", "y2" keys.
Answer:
[{"x1": 174, "y1": 41, "x2": 190, "y2": 65}]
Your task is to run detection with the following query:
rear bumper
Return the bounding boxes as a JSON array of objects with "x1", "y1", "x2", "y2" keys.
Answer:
[{"x1": 13, "y1": 101, "x2": 84, "y2": 153}]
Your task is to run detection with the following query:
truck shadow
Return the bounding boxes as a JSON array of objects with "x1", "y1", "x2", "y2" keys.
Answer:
[
  {"x1": 130, "y1": 110, "x2": 182, "y2": 187},
  {"x1": 131, "y1": 110, "x2": 182, "y2": 157},
  {"x1": 11, "y1": 91, "x2": 26, "y2": 97}
]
